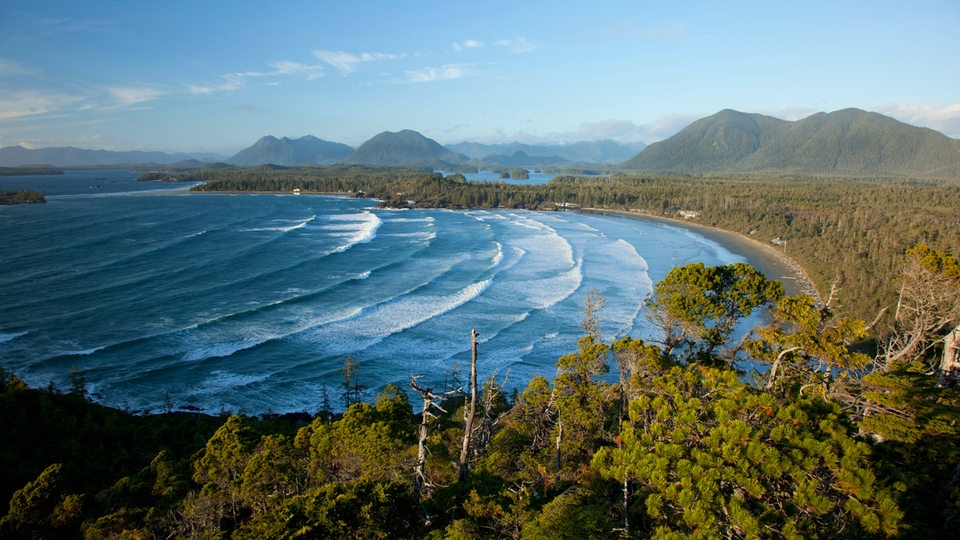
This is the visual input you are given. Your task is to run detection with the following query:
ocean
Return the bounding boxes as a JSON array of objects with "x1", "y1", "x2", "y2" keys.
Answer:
[{"x1": 2, "y1": 170, "x2": 756, "y2": 414}]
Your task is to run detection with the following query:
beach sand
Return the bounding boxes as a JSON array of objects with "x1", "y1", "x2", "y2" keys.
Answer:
[{"x1": 581, "y1": 209, "x2": 820, "y2": 301}]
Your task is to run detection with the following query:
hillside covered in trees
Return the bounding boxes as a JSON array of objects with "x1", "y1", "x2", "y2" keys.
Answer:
[{"x1": 622, "y1": 108, "x2": 960, "y2": 178}]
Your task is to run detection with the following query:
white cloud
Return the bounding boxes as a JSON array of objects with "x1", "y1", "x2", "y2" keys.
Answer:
[
  {"x1": 453, "y1": 39, "x2": 484, "y2": 52},
  {"x1": 105, "y1": 85, "x2": 164, "y2": 105},
  {"x1": 187, "y1": 76, "x2": 244, "y2": 96},
  {"x1": 313, "y1": 50, "x2": 403, "y2": 73},
  {"x1": 270, "y1": 60, "x2": 325, "y2": 80},
  {"x1": 403, "y1": 64, "x2": 471, "y2": 83},
  {"x1": 572, "y1": 115, "x2": 700, "y2": 143},
  {"x1": 493, "y1": 37, "x2": 537, "y2": 53},
  {"x1": 873, "y1": 103, "x2": 960, "y2": 138},
  {"x1": 0, "y1": 58, "x2": 38, "y2": 77},
  {"x1": 0, "y1": 91, "x2": 86, "y2": 120}
]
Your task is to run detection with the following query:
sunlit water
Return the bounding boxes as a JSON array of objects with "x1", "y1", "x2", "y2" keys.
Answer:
[{"x1": 2, "y1": 171, "x2": 754, "y2": 414}]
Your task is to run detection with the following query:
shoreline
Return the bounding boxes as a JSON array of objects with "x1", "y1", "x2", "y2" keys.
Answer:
[
  {"x1": 580, "y1": 208, "x2": 820, "y2": 301},
  {"x1": 173, "y1": 186, "x2": 820, "y2": 301}
]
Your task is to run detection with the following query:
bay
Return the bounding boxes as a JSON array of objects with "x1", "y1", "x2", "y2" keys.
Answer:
[{"x1": 1, "y1": 171, "x2": 767, "y2": 414}]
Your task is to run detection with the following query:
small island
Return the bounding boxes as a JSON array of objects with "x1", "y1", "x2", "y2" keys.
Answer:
[{"x1": 0, "y1": 190, "x2": 46, "y2": 205}]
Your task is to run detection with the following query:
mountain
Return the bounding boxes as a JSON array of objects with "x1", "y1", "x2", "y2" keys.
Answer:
[
  {"x1": 344, "y1": 130, "x2": 468, "y2": 167},
  {"x1": 623, "y1": 108, "x2": 960, "y2": 177},
  {"x1": 483, "y1": 150, "x2": 568, "y2": 168},
  {"x1": 0, "y1": 145, "x2": 224, "y2": 167},
  {"x1": 226, "y1": 135, "x2": 354, "y2": 166},
  {"x1": 449, "y1": 139, "x2": 645, "y2": 164}
]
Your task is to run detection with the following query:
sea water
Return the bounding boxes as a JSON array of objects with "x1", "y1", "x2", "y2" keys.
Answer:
[{"x1": 1, "y1": 171, "x2": 749, "y2": 414}]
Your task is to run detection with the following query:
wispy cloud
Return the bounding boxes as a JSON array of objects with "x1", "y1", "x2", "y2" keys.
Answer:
[
  {"x1": 0, "y1": 91, "x2": 86, "y2": 120},
  {"x1": 874, "y1": 103, "x2": 960, "y2": 138},
  {"x1": 105, "y1": 85, "x2": 164, "y2": 105},
  {"x1": 187, "y1": 73, "x2": 247, "y2": 96},
  {"x1": 493, "y1": 37, "x2": 538, "y2": 53},
  {"x1": 453, "y1": 40, "x2": 484, "y2": 52},
  {"x1": 402, "y1": 64, "x2": 473, "y2": 83},
  {"x1": 187, "y1": 59, "x2": 327, "y2": 95},
  {"x1": 0, "y1": 58, "x2": 39, "y2": 77},
  {"x1": 270, "y1": 60, "x2": 325, "y2": 80},
  {"x1": 313, "y1": 50, "x2": 403, "y2": 73}
]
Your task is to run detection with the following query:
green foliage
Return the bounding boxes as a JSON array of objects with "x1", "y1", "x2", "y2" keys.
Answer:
[
  {"x1": 647, "y1": 262, "x2": 784, "y2": 364},
  {"x1": 236, "y1": 479, "x2": 419, "y2": 539},
  {"x1": 747, "y1": 294, "x2": 871, "y2": 397},
  {"x1": 0, "y1": 463, "x2": 84, "y2": 538},
  {"x1": 553, "y1": 336, "x2": 616, "y2": 477},
  {"x1": 295, "y1": 385, "x2": 415, "y2": 485},
  {"x1": 0, "y1": 190, "x2": 46, "y2": 204},
  {"x1": 519, "y1": 488, "x2": 610, "y2": 539},
  {"x1": 857, "y1": 361, "x2": 960, "y2": 536},
  {"x1": 593, "y1": 366, "x2": 903, "y2": 538}
]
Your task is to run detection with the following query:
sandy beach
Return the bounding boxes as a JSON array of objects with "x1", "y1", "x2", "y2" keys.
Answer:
[{"x1": 581, "y1": 208, "x2": 820, "y2": 301}]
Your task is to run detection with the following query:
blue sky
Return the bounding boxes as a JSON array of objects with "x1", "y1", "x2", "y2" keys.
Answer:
[{"x1": 1, "y1": 0, "x2": 958, "y2": 154}]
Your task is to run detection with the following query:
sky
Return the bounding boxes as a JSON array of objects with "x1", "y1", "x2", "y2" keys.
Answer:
[{"x1": 1, "y1": 0, "x2": 958, "y2": 154}]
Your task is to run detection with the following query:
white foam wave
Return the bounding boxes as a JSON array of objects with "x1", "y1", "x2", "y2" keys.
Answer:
[
  {"x1": 331, "y1": 211, "x2": 382, "y2": 253},
  {"x1": 61, "y1": 345, "x2": 107, "y2": 356},
  {"x1": 500, "y1": 257, "x2": 584, "y2": 310},
  {"x1": 383, "y1": 216, "x2": 435, "y2": 223},
  {"x1": 244, "y1": 215, "x2": 317, "y2": 232},
  {"x1": 491, "y1": 242, "x2": 503, "y2": 267},
  {"x1": 182, "y1": 339, "x2": 267, "y2": 362},
  {"x1": 596, "y1": 239, "x2": 654, "y2": 335},
  {"x1": 302, "y1": 278, "x2": 493, "y2": 355},
  {"x1": 194, "y1": 370, "x2": 270, "y2": 396},
  {"x1": 0, "y1": 331, "x2": 27, "y2": 344}
]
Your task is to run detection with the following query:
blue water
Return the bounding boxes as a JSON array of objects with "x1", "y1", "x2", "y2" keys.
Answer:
[
  {"x1": 440, "y1": 170, "x2": 604, "y2": 185},
  {"x1": 1, "y1": 171, "x2": 750, "y2": 414}
]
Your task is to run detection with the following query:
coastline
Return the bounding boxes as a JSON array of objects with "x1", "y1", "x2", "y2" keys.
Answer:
[
  {"x1": 580, "y1": 208, "x2": 820, "y2": 301},
  {"x1": 174, "y1": 185, "x2": 820, "y2": 301}
]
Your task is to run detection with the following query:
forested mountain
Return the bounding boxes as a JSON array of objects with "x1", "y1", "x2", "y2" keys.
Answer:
[
  {"x1": 0, "y1": 145, "x2": 224, "y2": 167},
  {"x1": 624, "y1": 108, "x2": 960, "y2": 177},
  {"x1": 343, "y1": 129, "x2": 469, "y2": 168},
  {"x1": 225, "y1": 135, "x2": 354, "y2": 166},
  {"x1": 449, "y1": 139, "x2": 645, "y2": 164}
]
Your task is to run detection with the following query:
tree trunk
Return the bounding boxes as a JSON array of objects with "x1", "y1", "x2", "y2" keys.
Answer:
[
  {"x1": 457, "y1": 329, "x2": 479, "y2": 482},
  {"x1": 939, "y1": 324, "x2": 960, "y2": 387}
]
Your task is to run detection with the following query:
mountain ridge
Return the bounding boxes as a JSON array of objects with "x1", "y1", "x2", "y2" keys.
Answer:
[
  {"x1": 225, "y1": 135, "x2": 353, "y2": 166},
  {"x1": 342, "y1": 129, "x2": 469, "y2": 168},
  {"x1": 0, "y1": 145, "x2": 224, "y2": 168},
  {"x1": 624, "y1": 108, "x2": 960, "y2": 177},
  {"x1": 3, "y1": 108, "x2": 959, "y2": 175}
]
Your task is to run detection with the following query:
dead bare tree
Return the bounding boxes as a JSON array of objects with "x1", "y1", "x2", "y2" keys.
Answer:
[
  {"x1": 409, "y1": 375, "x2": 460, "y2": 513},
  {"x1": 457, "y1": 329, "x2": 479, "y2": 482},
  {"x1": 877, "y1": 249, "x2": 960, "y2": 370},
  {"x1": 939, "y1": 324, "x2": 960, "y2": 387}
]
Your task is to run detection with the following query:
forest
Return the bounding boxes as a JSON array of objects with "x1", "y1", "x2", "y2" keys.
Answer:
[
  {"x1": 0, "y1": 190, "x2": 46, "y2": 205},
  {"x1": 1, "y1": 167, "x2": 957, "y2": 538}
]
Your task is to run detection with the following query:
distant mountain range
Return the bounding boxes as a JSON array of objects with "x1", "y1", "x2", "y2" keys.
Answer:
[
  {"x1": 0, "y1": 146, "x2": 224, "y2": 168},
  {"x1": 623, "y1": 108, "x2": 960, "y2": 177},
  {"x1": 226, "y1": 135, "x2": 353, "y2": 166},
  {"x1": 3, "y1": 108, "x2": 958, "y2": 177},
  {"x1": 448, "y1": 140, "x2": 646, "y2": 165}
]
